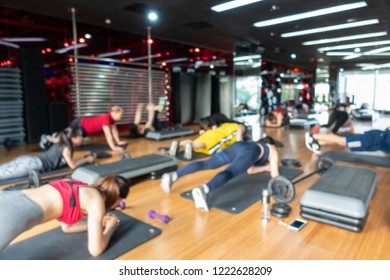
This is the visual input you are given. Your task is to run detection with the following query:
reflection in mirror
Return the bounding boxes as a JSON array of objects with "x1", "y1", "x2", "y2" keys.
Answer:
[{"x1": 233, "y1": 42, "x2": 263, "y2": 140}]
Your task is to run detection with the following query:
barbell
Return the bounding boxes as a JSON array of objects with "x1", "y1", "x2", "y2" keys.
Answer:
[{"x1": 267, "y1": 157, "x2": 335, "y2": 203}]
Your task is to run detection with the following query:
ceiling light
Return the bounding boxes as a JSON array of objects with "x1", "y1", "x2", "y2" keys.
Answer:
[
  {"x1": 148, "y1": 12, "x2": 158, "y2": 22},
  {"x1": 281, "y1": 19, "x2": 379, "y2": 38},
  {"x1": 159, "y1": 57, "x2": 189, "y2": 64},
  {"x1": 327, "y1": 51, "x2": 390, "y2": 56},
  {"x1": 364, "y1": 46, "x2": 390, "y2": 55},
  {"x1": 1, "y1": 37, "x2": 46, "y2": 42},
  {"x1": 0, "y1": 40, "x2": 20, "y2": 48},
  {"x1": 55, "y1": 43, "x2": 88, "y2": 54},
  {"x1": 318, "y1": 40, "x2": 390, "y2": 52},
  {"x1": 211, "y1": 0, "x2": 263, "y2": 12},
  {"x1": 254, "y1": 1, "x2": 367, "y2": 27},
  {"x1": 326, "y1": 52, "x2": 357, "y2": 56},
  {"x1": 343, "y1": 46, "x2": 390, "y2": 60},
  {"x1": 343, "y1": 53, "x2": 362, "y2": 60},
  {"x1": 97, "y1": 49, "x2": 130, "y2": 58},
  {"x1": 302, "y1": 32, "x2": 387, "y2": 46}
]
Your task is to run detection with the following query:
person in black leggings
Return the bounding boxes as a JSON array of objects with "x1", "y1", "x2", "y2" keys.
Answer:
[
  {"x1": 160, "y1": 136, "x2": 280, "y2": 211},
  {"x1": 322, "y1": 103, "x2": 354, "y2": 134}
]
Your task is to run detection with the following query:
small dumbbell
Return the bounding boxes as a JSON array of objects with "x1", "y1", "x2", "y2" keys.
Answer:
[
  {"x1": 120, "y1": 152, "x2": 131, "y2": 161},
  {"x1": 116, "y1": 200, "x2": 126, "y2": 209},
  {"x1": 148, "y1": 209, "x2": 170, "y2": 224}
]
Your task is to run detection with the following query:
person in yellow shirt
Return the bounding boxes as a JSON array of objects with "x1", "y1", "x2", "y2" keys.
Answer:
[{"x1": 168, "y1": 122, "x2": 246, "y2": 160}]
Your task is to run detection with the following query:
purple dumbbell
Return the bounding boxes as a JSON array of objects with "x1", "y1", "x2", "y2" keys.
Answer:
[
  {"x1": 148, "y1": 209, "x2": 170, "y2": 224},
  {"x1": 116, "y1": 200, "x2": 126, "y2": 209}
]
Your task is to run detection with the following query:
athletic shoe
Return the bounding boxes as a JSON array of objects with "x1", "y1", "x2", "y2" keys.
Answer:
[
  {"x1": 184, "y1": 142, "x2": 193, "y2": 160},
  {"x1": 169, "y1": 140, "x2": 179, "y2": 156},
  {"x1": 304, "y1": 132, "x2": 321, "y2": 154},
  {"x1": 192, "y1": 185, "x2": 209, "y2": 212},
  {"x1": 28, "y1": 170, "x2": 41, "y2": 188},
  {"x1": 39, "y1": 134, "x2": 50, "y2": 150},
  {"x1": 160, "y1": 172, "x2": 176, "y2": 193}
]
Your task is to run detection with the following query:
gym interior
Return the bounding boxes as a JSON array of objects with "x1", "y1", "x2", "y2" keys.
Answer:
[{"x1": 0, "y1": 1, "x2": 390, "y2": 261}]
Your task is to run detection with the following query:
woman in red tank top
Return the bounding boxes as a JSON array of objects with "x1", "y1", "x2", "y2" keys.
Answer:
[{"x1": 0, "y1": 175, "x2": 130, "y2": 257}]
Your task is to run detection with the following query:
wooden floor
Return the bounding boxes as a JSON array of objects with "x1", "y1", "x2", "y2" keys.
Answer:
[{"x1": 1, "y1": 114, "x2": 389, "y2": 260}]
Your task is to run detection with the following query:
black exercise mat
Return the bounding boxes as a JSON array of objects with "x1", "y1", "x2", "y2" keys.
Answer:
[
  {"x1": 0, "y1": 211, "x2": 161, "y2": 260},
  {"x1": 176, "y1": 150, "x2": 210, "y2": 161},
  {"x1": 180, "y1": 167, "x2": 303, "y2": 214},
  {"x1": 321, "y1": 151, "x2": 390, "y2": 168}
]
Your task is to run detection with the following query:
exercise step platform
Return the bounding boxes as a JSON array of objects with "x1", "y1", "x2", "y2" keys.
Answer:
[
  {"x1": 289, "y1": 116, "x2": 320, "y2": 128},
  {"x1": 320, "y1": 151, "x2": 390, "y2": 168},
  {"x1": 300, "y1": 164, "x2": 377, "y2": 232},
  {"x1": 145, "y1": 127, "x2": 195, "y2": 140},
  {"x1": 71, "y1": 154, "x2": 178, "y2": 184}
]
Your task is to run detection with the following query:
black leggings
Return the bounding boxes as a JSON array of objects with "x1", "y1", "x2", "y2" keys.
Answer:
[
  {"x1": 325, "y1": 110, "x2": 349, "y2": 133},
  {"x1": 176, "y1": 142, "x2": 263, "y2": 190}
]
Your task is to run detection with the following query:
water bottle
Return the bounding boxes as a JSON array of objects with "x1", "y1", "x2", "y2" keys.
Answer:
[{"x1": 262, "y1": 189, "x2": 270, "y2": 222}]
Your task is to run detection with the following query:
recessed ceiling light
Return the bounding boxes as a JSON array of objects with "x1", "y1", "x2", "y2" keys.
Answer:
[
  {"x1": 254, "y1": 1, "x2": 367, "y2": 27},
  {"x1": 211, "y1": 0, "x2": 264, "y2": 12},
  {"x1": 281, "y1": 19, "x2": 379, "y2": 38}
]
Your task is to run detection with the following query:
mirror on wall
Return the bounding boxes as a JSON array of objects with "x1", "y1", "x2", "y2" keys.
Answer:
[{"x1": 232, "y1": 42, "x2": 263, "y2": 140}]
